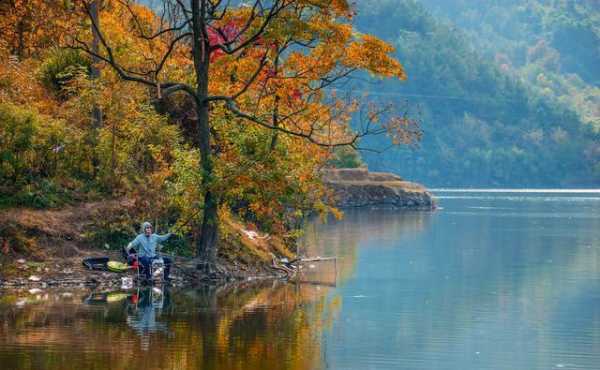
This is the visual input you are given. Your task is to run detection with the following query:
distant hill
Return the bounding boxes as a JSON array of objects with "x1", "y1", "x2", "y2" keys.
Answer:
[
  {"x1": 353, "y1": 0, "x2": 599, "y2": 187},
  {"x1": 420, "y1": 0, "x2": 599, "y2": 126}
]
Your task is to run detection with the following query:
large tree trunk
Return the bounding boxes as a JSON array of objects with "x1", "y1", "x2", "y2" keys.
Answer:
[
  {"x1": 196, "y1": 93, "x2": 218, "y2": 270},
  {"x1": 90, "y1": 0, "x2": 103, "y2": 178},
  {"x1": 90, "y1": 0, "x2": 102, "y2": 128},
  {"x1": 192, "y1": 0, "x2": 218, "y2": 272}
]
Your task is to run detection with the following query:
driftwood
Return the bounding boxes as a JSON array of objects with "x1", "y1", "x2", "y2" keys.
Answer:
[
  {"x1": 271, "y1": 254, "x2": 337, "y2": 280},
  {"x1": 271, "y1": 254, "x2": 296, "y2": 278},
  {"x1": 298, "y1": 256, "x2": 337, "y2": 262}
]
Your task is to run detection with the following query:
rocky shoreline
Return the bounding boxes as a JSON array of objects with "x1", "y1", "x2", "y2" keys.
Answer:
[
  {"x1": 323, "y1": 168, "x2": 436, "y2": 210},
  {"x1": 0, "y1": 253, "x2": 283, "y2": 290},
  {"x1": 0, "y1": 199, "x2": 296, "y2": 290}
]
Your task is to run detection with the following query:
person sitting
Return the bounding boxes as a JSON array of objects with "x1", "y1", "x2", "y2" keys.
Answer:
[{"x1": 127, "y1": 222, "x2": 173, "y2": 282}]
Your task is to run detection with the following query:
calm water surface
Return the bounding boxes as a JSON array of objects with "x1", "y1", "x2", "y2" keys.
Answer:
[{"x1": 1, "y1": 190, "x2": 600, "y2": 370}]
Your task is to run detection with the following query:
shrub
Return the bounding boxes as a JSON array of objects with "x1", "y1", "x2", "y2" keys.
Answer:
[
  {"x1": 0, "y1": 103, "x2": 37, "y2": 186},
  {"x1": 0, "y1": 102, "x2": 81, "y2": 208},
  {"x1": 38, "y1": 48, "x2": 91, "y2": 95}
]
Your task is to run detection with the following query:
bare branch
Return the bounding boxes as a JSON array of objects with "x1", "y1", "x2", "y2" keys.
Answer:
[
  {"x1": 117, "y1": 0, "x2": 190, "y2": 40},
  {"x1": 204, "y1": 47, "x2": 270, "y2": 103},
  {"x1": 155, "y1": 31, "x2": 192, "y2": 76},
  {"x1": 223, "y1": 98, "x2": 363, "y2": 148}
]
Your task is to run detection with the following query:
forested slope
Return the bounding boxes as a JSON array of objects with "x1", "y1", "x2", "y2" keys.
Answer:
[
  {"x1": 355, "y1": 0, "x2": 599, "y2": 187},
  {"x1": 421, "y1": 0, "x2": 599, "y2": 127}
]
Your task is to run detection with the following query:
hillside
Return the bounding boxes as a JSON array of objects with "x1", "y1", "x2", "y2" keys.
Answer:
[
  {"x1": 421, "y1": 0, "x2": 599, "y2": 127},
  {"x1": 354, "y1": 0, "x2": 599, "y2": 187}
]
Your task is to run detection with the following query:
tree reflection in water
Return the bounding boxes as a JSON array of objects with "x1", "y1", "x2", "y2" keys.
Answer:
[{"x1": 0, "y1": 280, "x2": 341, "y2": 370}]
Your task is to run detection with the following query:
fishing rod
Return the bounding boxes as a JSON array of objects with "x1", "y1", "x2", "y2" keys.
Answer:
[
  {"x1": 160, "y1": 205, "x2": 204, "y2": 236},
  {"x1": 147, "y1": 207, "x2": 204, "y2": 261}
]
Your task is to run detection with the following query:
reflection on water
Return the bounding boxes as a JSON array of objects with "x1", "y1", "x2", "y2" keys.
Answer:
[
  {"x1": 318, "y1": 192, "x2": 600, "y2": 370},
  {"x1": 1, "y1": 191, "x2": 600, "y2": 370},
  {"x1": 0, "y1": 282, "x2": 340, "y2": 370},
  {"x1": 300, "y1": 210, "x2": 432, "y2": 282},
  {"x1": 125, "y1": 288, "x2": 170, "y2": 350}
]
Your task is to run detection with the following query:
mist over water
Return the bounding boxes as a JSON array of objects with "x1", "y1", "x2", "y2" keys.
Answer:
[{"x1": 2, "y1": 190, "x2": 599, "y2": 370}]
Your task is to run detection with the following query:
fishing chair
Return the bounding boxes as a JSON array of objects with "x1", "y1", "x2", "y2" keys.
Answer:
[{"x1": 122, "y1": 246, "x2": 167, "y2": 283}]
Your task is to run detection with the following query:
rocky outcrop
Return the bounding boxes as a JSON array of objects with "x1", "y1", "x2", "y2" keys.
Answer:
[{"x1": 322, "y1": 168, "x2": 435, "y2": 210}]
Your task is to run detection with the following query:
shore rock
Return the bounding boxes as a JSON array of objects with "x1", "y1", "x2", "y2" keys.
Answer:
[{"x1": 322, "y1": 168, "x2": 435, "y2": 210}]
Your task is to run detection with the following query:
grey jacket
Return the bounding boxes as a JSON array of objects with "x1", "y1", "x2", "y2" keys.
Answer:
[{"x1": 128, "y1": 233, "x2": 172, "y2": 258}]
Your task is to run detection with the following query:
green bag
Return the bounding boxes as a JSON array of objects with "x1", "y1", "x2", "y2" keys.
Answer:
[{"x1": 107, "y1": 261, "x2": 129, "y2": 273}]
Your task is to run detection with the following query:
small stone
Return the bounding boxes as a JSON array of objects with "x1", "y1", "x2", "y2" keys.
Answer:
[
  {"x1": 28, "y1": 288, "x2": 43, "y2": 294},
  {"x1": 17, "y1": 259, "x2": 26, "y2": 264},
  {"x1": 28, "y1": 275, "x2": 41, "y2": 282}
]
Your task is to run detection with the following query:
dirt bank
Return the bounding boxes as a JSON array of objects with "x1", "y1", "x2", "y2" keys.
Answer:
[{"x1": 0, "y1": 200, "x2": 292, "y2": 288}]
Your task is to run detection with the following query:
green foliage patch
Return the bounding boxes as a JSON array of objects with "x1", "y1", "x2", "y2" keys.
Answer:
[{"x1": 38, "y1": 48, "x2": 91, "y2": 95}]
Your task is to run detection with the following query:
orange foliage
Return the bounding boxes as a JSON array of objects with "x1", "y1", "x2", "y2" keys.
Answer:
[
  {"x1": 0, "y1": 0, "x2": 74, "y2": 58},
  {"x1": 0, "y1": 0, "x2": 415, "y2": 251}
]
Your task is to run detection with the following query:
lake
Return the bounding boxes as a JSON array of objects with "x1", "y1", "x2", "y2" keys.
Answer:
[{"x1": 1, "y1": 190, "x2": 599, "y2": 370}]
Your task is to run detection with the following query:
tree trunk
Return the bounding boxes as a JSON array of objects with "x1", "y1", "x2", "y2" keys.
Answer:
[
  {"x1": 15, "y1": 20, "x2": 25, "y2": 59},
  {"x1": 90, "y1": 0, "x2": 103, "y2": 178},
  {"x1": 196, "y1": 91, "x2": 218, "y2": 270},
  {"x1": 198, "y1": 190, "x2": 218, "y2": 268},
  {"x1": 192, "y1": 0, "x2": 218, "y2": 272},
  {"x1": 269, "y1": 54, "x2": 281, "y2": 151},
  {"x1": 269, "y1": 95, "x2": 280, "y2": 151},
  {"x1": 90, "y1": 0, "x2": 102, "y2": 128}
]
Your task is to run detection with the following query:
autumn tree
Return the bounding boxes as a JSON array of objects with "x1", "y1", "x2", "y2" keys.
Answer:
[
  {"x1": 0, "y1": 1, "x2": 75, "y2": 59},
  {"x1": 70, "y1": 0, "x2": 417, "y2": 272}
]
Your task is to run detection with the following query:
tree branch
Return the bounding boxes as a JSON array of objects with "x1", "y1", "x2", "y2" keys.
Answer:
[{"x1": 223, "y1": 98, "x2": 363, "y2": 148}]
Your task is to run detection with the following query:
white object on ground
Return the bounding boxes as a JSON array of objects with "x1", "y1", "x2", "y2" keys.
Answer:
[
  {"x1": 242, "y1": 229, "x2": 270, "y2": 240},
  {"x1": 121, "y1": 277, "x2": 133, "y2": 289},
  {"x1": 28, "y1": 275, "x2": 41, "y2": 282}
]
